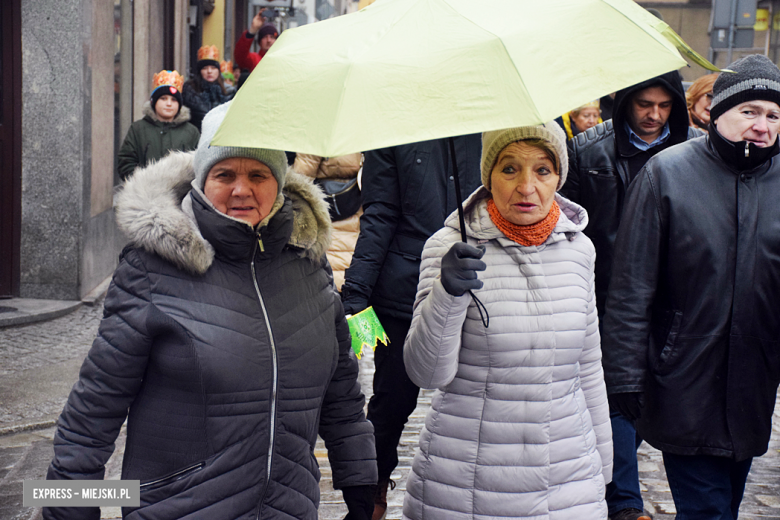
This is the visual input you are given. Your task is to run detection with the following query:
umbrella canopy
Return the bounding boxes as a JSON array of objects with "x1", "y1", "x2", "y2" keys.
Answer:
[{"x1": 213, "y1": 0, "x2": 713, "y2": 156}]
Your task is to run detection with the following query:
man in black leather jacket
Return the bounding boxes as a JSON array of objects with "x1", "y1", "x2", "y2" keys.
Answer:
[
  {"x1": 560, "y1": 70, "x2": 701, "y2": 520},
  {"x1": 602, "y1": 55, "x2": 780, "y2": 518},
  {"x1": 341, "y1": 136, "x2": 482, "y2": 520}
]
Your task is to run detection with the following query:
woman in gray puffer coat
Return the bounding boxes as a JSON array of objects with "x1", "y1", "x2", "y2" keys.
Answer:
[
  {"x1": 43, "y1": 103, "x2": 377, "y2": 520},
  {"x1": 403, "y1": 123, "x2": 612, "y2": 520}
]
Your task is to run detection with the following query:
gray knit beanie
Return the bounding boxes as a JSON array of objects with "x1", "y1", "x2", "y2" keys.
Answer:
[
  {"x1": 481, "y1": 121, "x2": 568, "y2": 191},
  {"x1": 710, "y1": 55, "x2": 780, "y2": 122},
  {"x1": 193, "y1": 102, "x2": 287, "y2": 193}
]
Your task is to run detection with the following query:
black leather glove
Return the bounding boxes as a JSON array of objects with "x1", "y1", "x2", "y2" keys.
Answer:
[
  {"x1": 609, "y1": 392, "x2": 644, "y2": 421},
  {"x1": 440, "y1": 242, "x2": 486, "y2": 296},
  {"x1": 342, "y1": 484, "x2": 375, "y2": 520}
]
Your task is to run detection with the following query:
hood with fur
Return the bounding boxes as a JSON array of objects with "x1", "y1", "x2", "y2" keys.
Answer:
[
  {"x1": 142, "y1": 100, "x2": 193, "y2": 125},
  {"x1": 115, "y1": 151, "x2": 332, "y2": 275}
]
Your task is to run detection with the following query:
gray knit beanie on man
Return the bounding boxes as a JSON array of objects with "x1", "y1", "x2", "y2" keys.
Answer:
[
  {"x1": 710, "y1": 54, "x2": 780, "y2": 123},
  {"x1": 193, "y1": 102, "x2": 287, "y2": 194},
  {"x1": 481, "y1": 121, "x2": 568, "y2": 191}
]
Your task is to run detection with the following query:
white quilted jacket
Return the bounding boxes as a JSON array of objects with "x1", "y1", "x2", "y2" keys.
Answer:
[{"x1": 402, "y1": 188, "x2": 612, "y2": 520}]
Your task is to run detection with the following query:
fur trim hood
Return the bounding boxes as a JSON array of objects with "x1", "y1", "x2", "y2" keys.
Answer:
[
  {"x1": 115, "y1": 151, "x2": 332, "y2": 275},
  {"x1": 142, "y1": 100, "x2": 193, "y2": 125}
]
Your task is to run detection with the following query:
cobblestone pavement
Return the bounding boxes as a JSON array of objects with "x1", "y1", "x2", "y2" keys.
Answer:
[{"x1": 1, "y1": 305, "x2": 779, "y2": 519}]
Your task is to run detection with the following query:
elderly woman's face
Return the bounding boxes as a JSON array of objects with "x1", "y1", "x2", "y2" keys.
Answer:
[
  {"x1": 203, "y1": 158, "x2": 278, "y2": 227},
  {"x1": 571, "y1": 107, "x2": 600, "y2": 132},
  {"x1": 491, "y1": 141, "x2": 559, "y2": 226}
]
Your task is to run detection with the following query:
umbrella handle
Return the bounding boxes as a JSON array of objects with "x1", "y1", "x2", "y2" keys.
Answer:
[{"x1": 448, "y1": 137, "x2": 489, "y2": 329}]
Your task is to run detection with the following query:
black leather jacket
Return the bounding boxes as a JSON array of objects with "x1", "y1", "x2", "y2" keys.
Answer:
[
  {"x1": 560, "y1": 71, "x2": 702, "y2": 319},
  {"x1": 602, "y1": 135, "x2": 780, "y2": 461}
]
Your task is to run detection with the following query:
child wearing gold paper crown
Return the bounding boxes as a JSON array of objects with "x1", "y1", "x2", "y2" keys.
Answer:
[
  {"x1": 118, "y1": 70, "x2": 200, "y2": 181},
  {"x1": 182, "y1": 45, "x2": 233, "y2": 130}
]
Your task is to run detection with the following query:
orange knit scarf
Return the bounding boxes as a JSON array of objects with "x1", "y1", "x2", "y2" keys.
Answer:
[{"x1": 487, "y1": 199, "x2": 560, "y2": 246}]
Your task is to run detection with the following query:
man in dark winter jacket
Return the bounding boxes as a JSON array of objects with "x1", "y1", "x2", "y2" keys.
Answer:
[
  {"x1": 602, "y1": 54, "x2": 780, "y2": 518},
  {"x1": 560, "y1": 69, "x2": 701, "y2": 520},
  {"x1": 340, "y1": 136, "x2": 481, "y2": 520}
]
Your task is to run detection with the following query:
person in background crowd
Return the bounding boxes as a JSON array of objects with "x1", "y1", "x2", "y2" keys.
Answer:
[
  {"x1": 117, "y1": 70, "x2": 199, "y2": 181},
  {"x1": 402, "y1": 123, "x2": 612, "y2": 520},
  {"x1": 556, "y1": 100, "x2": 602, "y2": 139},
  {"x1": 220, "y1": 60, "x2": 236, "y2": 89},
  {"x1": 182, "y1": 45, "x2": 233, "y2": 131},
  {"x1": 686, "y1": 73, "x2": 718, "y2": 133},
  {"x1": 44, "y1": 103, "x2": 377, "y2": 520},
  {"x1": 560, "y1": 69, "x2": 703, "y2": 520},
  {"x1": 340, "y1": 135, "x2": 482, "y2": 520},
  {"x1": 602, "y1": 54, "x2": 780, "y2": 520},
  {"x1": 234, "y1": 66, "x2": 243, "y2": 84},
  {"x1": 235, "y1": 8, "x2": 279, "y2": 73},
  {"x1": 294, "y1": 152, "x2": 364, "y2": 291}
]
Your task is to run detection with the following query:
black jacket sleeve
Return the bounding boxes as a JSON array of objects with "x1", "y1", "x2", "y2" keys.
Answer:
[
  {"x1": 117, "y1": 124, "x2": 142, "y2": 181},
  {"x1": 44, "y1": 249, "x2": 156, "y2": 520},
  {"x1": 559, "y1": 138, "x2": 581, "y2": 203},
  {"x1": 601, "y1": 163, "x2": 665, "y2": 395},
  {"x1": 340, "y1": 147, "x2": 402, "y2": 314},
  {"x1": 318, "y1": 286, "x2": 378, "y2": 489}
]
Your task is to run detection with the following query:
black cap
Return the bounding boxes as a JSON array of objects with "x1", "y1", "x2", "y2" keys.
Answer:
[{"x1": 710, "y1": 55, "x2": 780, "y2": 122}]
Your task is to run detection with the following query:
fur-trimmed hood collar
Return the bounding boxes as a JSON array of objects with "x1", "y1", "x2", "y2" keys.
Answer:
[
  {"x1": 115, "y1": 151, "x2": 332, "y2": 275},
  {"x1": 142, "y1": 100, "x2": 193, "y2": 125}
]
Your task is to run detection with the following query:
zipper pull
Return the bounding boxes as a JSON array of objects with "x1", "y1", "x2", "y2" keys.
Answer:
[
  {"x1": 745, "y1": 142, "x2": 750, "y2": 158},
  {"x1": 257, "y1": 231, "x2": 265, "y2": 252}
]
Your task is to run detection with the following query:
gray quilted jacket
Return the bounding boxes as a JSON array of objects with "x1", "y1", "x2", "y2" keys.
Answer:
[
  {"x1": 403, "y1": 188, "x2": 612, "y2": 520},
  {"x1": 44, "y1": 152, "x2": 377, "y2": 520}
]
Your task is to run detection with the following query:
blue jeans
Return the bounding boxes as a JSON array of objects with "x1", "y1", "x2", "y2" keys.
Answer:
[
  {"x1": 606, "y1": 411, "x2": 644, "y2": 515},
  {"x1": 662, "y1": 452, "x2": 753, "y2": 520}
]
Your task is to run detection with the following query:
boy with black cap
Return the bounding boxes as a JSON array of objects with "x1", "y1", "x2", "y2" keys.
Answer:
[
  {"x1": 602, "y1": 54, "x2": 780, "y2": 518},
  {"x1": 118, "y1": 70, "x2": 199, "y2": 181}
]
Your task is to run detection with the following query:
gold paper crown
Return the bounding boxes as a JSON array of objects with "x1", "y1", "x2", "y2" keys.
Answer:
[
  {"x1": 197, "y1": 45, "x2": 220, "y2": 62},
  {"x1": 220, "y1": 60, "x2": 233, "y2": 75},
  {"x1": 152, "y1": 70, "x2": 184, "y2": 92}
]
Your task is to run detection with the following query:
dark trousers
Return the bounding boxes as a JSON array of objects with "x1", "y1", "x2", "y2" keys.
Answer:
[
  {"x1": 663, "y1": 452, "x2": 753, "y2": 520},
  {"x1": 366, "y1": 312, "x2": 420, "y2": 481},
  {"x1": 606, "y1": 410, "x2": 645, "y2": 514}
]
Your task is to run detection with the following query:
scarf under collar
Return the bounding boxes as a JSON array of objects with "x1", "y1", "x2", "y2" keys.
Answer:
[{"x1": 487, "y1": 198, "x2": 560, "y2": 246}]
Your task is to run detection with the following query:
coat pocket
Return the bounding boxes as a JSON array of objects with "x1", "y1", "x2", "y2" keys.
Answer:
[
  {"x1": 650, "y1": 309, "x2": 683, "y2": 375},
  {"x1": 139, "y1": 461, "x2": 205, "y2": 492}
]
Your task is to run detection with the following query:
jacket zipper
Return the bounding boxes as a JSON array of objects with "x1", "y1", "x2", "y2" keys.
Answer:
[
  {"x1": 139, "y1": 461, "x2": 204, "y2": 489},
  {"x1": 251, "y1": 232, "x2": 278, "y2": 519}
]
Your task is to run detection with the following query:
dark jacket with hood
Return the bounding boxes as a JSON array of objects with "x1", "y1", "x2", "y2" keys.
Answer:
[
  {"x1": 340, "y1": 135, "x2": 482, "y2": 320},
  {"x1": 559, "y1": 70, "x2": 703, "y2": 319},
  {"x1": 117, "y1": 101, "x2": 200, "y2": 181},
  {"x1": 182, "y1": 77, "x2": 233, "y2": 131},
  {"x1": 44, "y1": 152, "x2": 377, "y2": 520},
  {"x1": 601, "y1": 126, "x2": 780, "y2": 461}
]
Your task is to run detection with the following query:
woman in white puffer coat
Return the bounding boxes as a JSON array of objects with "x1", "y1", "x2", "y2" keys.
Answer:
[{"x1": 402, "y1": 122, "x2": 612, "y2": 520}]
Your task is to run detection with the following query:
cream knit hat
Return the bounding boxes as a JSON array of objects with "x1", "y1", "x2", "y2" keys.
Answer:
[
  {"x1": 481, "y1": 121, "x2": 568, "y2": 190},
  {"x1": 194, "y1": 102, "x2": 288, "y2": 194}
]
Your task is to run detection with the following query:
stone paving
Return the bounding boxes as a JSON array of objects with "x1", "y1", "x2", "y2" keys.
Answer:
[{"x1": 0, "y1": 304, "x2": 779, "y2": 519}]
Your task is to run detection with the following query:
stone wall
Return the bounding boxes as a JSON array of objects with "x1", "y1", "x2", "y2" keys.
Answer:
[{"x1": 20, "y1": 0, "x2": 123, "y2": 300}]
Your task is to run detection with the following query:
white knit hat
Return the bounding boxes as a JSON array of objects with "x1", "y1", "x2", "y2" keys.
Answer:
[
  {"x1": 193, "y1": 102, "x2": 288, "y2": 193},
  {"x1": 480, "y1": 121, "x2": 568, "y2": 190}
]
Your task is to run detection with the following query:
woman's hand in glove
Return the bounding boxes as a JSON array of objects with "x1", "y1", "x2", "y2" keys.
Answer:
[{"x1": 440, "y1": 242, "x2": 486, "y2": 296}]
